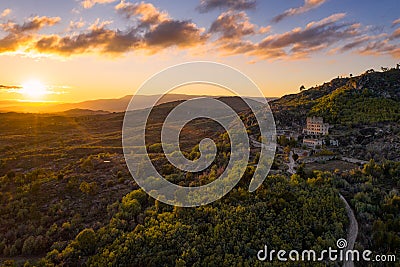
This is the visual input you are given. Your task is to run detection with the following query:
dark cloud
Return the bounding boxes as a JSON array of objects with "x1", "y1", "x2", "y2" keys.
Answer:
[
  {"x1": 0, "y1": 2, "x2": 206, "y2": 57},
  {"x1": 272, "y1": 0, "x2": 326, "y2": 23},
  {"x1": 332, "y1": 27, "x2": 400, "y2": 59},
  {"x1": 33, "y1": 4, "x2": 207, "y2": 56},
  {"x1": 215, "y1": 39, "x2": 257, "y2": 56},
  {"x1": 0, "y1": 85, "x2": 21, "y2": 90},
  {"x1": 34, "y1": 27, "x2": 118, "y2": 56},
  {"x1": 145, "y1": 20, "x2": 207, "y2": 48},
  {"x1": 0, "y1": 33, "x2": 32, "y2": 53},
  {"x1": 209, "y1": 11, "x2": 257, "y2": 39},
  {"x1": 358, "y1": 39, "x2": 400, "y2": 58},
  {"x1": 115, "y1": 1, "x2": 168, "y2": 27},
  {"x1": 258, "y1": 14, "x2": 359, "y2": 58},
  {"x1": 389, "y1": 28, "x2": 400, "y2": 40},
  {"x1": 0, "y1": 2, "x2": 399, "y2": 60},
  {"x1": 0, "y1": 16, "x2": 60, "y2": 53},
  {"x1": 209, "y1": 11, "x2": 270, "y2": 58},
  {"x1": 103, "y1": 29, "x2": 142, "y2": 53},
  {"x1": 338, "y1": 36, "x2": 371, "y2": 53},
  {"x1": 211, "y1": 12, "x2": 400, "y2": 60},
  {"x1": 4, "y1": 16, "x2": 61, "y2": 33},
  {"x1": 197, "y1": 0, "x2": 256, "y2": 13}
]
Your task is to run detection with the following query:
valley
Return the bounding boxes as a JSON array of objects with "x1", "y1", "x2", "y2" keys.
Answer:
[{"x1": 0, "y1": 68, "x2": 399, "y2": 266}]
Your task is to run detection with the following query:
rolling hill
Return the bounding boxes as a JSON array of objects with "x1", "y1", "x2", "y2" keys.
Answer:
[
  {"x1": 0, "y1": 94, "x2": 276, "y2": 114},
  {"x1": 0, "y1": 94, "x2": 206, "y2": 113},
  {"x1": 271, "y1": 68, "x2": 400, "y2": 128}
]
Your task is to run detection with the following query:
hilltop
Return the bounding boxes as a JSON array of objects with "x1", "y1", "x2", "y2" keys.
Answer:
[
  {"x1": 247, "y1": 67, "x2": 400, "y2": 162},
  {"x1": 271, "y1": 68, "x2": 400, "y2": 128}
]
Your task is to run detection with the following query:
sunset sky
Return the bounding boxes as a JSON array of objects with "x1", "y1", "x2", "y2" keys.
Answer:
[{"x1": 0, "y1": 0, "x2": 399, "y2": 103}]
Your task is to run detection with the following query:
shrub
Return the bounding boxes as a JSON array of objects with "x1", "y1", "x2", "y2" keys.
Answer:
[
  {"x1": 74, "y1": 228, "x2": 96, "y2": 255},
  {"x1": 79, "y1": 181, "x2": 98, "y2": 195}
]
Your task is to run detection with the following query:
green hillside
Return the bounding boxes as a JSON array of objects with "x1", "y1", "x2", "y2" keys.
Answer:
[{"x1": 272, "y1": 68, "x2": 400, "y2": 126}]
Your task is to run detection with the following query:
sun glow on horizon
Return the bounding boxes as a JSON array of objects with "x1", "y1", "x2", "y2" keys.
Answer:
[{"x1": 20, "y1": 80, "x2": 49, "y2": 100}]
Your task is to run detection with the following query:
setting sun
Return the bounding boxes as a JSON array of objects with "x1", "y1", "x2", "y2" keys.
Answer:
[{"x1": 20, "y1": 80, "x2": 48, "y2": 100}]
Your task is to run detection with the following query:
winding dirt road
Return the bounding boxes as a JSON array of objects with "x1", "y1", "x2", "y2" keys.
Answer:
[
  {"x1": 339, "y1": 194, "x2": 359, "y2": 267},
  {"x1": 287, "y1": 151, "x2": 296, "y2": 174},
  {"x1": 250, "y1": 135, "x2": 358, "y2": 266}
]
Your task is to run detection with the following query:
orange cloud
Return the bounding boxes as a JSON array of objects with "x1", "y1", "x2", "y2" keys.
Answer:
[
  {"x1": 34, "y1": 26, "x2": 117, "y2": 56},
  {"x1": 254, "y1": 13, "x2": 357, "y2": 59},
  {"x1": 273, "y1": 0, "x2": 327, "y2": 23},
  {"x1": 358, "y1": 39, "x2": 395, "y2": 56},
  {"x1": 0, "y1": 16, "x2": 60, "y2": 53},
  {"x1": 208, "y1": 12, "x2": 399, "y2": 60},
  {"x1": 209, "y1": 11, "x2": 270, "y2": 57},
  {"x1": 215, "y1": 13, "x2": 360, "y2": 60},
  {"x1": 33, "y1": 6, "x2": 207, "y2": 57},
  {"x1": 0, "y1": 3, "x2": 399, "y2": 61},
  {"x1": 81, "y1": 0, "x2": 117, "y2": 9},
  {"x1": 3, "y1": 16, "x2": 61, "y2": 33},
  {"x1": 390, "y1": 28, "x2": 400, "y2": 40},
  {"x1": 1, "y1": 8, "x2": 11, "y2": 18},
  {"x1": 115, "y1": 1, "x2": 169, "y2": 26},
  {"x1": 0, "y1": 2, "x2": 207, "y2": 57},
  {"x1": 210, "y1": 11, "x2": 258, "y2": 39},
  {"x1": 392, "y1": 18, "x2": 400, "y2": 26},
  {"x1": 33, "y1": 20, "x2": 207, "y2": 56},
  {"x1": 68, "y1": 19, "x2": 86, "y2": 31}
]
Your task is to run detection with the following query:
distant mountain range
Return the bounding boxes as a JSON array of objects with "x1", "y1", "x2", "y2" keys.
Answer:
[{"x1": 0, "y1": 94, "x2": 276, "y2": 114}]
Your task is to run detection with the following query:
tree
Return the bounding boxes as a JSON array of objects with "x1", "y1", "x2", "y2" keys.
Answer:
[
  {"x1": 22, "y1": 236, "x2": 36, "y2": 255},
  {"x1": 79, "y1": 181, "x2": 98, "y2": 195},
  {"x1": 2, "y1": 260, "x2": 15, "y2": 267},
  {"x1": 6, "y1": 171, "x2": 15, "y2": 179},
  {"x1": 81, "y1": 157, "x2": 94, "y2": 171},
  {"x1": 74, "y1": 228, "x2": 96, "y2": 255},
  {"x1": 365, "y1": 69, "x2": 375, "y2": 74},
  {"x1": 119, "y1": 193, "x2": 142, "y2": 220},
  {"x1": 300, "y1": 85, "x2": 306, "y2": 91},
  {"x1": 296, "y1": 163, "x2": 306, "y2": 179},
  {"x1": 277, "y1": 135, "x2": 289, "y2": 146}
]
